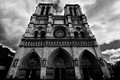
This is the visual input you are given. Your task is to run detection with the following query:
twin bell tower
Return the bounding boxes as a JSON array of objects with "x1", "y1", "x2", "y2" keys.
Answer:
[{"x1": 7, "y1": 3, "x2": 111, "y2": 80}]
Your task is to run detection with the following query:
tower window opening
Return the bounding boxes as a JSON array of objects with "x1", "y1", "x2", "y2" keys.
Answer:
[
  {"x1": 41, "y1": 6, "x2": 45, "y2": 15},
  {"x1": 70, "y1": 7, "x2": 73, "y2": 16},
  {"x1": 34, "y1": 31, "x2": 39, "y2": 38},
  {"x1": 40, "y1": 31, "x2": 46, "y2": 38},
  {"x1": 72, "y1": 7, "x2": 75, "y2": 16},
  {"x1": 74, "y1": 31, "x2": 79, "y2": 38},
  {"x1": 46, "y1": 6, "x2": 50, "y2": 15},
  {"x1": 74, "y1": 7, "x2": 77, "y2": 16},
  {"x1": 80, "y1": 31, "x2": 86, "y2": 38}
]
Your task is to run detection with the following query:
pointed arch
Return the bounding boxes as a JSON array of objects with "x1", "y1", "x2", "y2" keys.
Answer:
[
  {"x1": 46, "y1": 47, "x2": 75, "y2": 79},
  {"x1": 34, "y1": 30, "x2": 39, "y2": 38},
  {"x1": 20, "y1": 51, "x2": 41, "y2": 68},
  {"x1": 40, "y1": 30, "x2": 46, "y2": 38},
  {"x1": 79, "y1": 49, "x2": 98, "y2": 66},
  {"x1": 80, "y1": 31, "x2": 86, "y2": 38},
  {"x1": 74, "y1": 31, "x2": 79, "y2": 38},
  {"x1": 16, "y1": 49, "x2": 41, "y2": 79},
  {"x1": 47, "y1": 47, "x2": 74, "y2": 67},
  {"x1": 79, "y1": 49, "x2": 103, "y2": 80},
  {"x1": 19, "y1": 49, "x2": 41, "y2": 67}
]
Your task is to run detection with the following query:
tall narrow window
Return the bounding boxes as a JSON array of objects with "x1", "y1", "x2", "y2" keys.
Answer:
[
  {"x1": 46, "y1": 6, "x2": 50, "y2": 15},
  {"x1": 72, "y1": 8, "x2": 75, "y2": 16},
  {"x1": 40, "y1": 6, "x2": 45, "y2": 15},
  {"x1": 80, "y1": 31, "x2": 85, "y2": 38},
  {"x1": 34, "y1": 31, "x2": 39, "y2": 38},
  {"x1": 40, "y1": 31, "x2": 46, "y2": 38},
  {"x1": 74, "y1": 31, "x2": 79, "y2": 38},
  {"x1": 70, "y1": 7, "x2": 72, "y2": 16},
  {"x1": 74, "y1": 7, "x2": 77, "y2": 16}
]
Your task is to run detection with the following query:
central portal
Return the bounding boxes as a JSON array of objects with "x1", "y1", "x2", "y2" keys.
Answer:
[
  {"x1": 55, "y1": 68, "x2": 65, "y2": 80},
  {"x1": 54, "y1": 57, "x2": 65, "y2": 80},
  {"x1": 47, "y1": 48, "x2": 75, "y2": 79}
]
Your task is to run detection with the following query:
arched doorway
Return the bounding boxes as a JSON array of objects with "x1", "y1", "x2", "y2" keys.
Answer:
[
  {"x1": 80, "y1": 50, "x2": 103, "y2": 80},
  {"x1": 16, "y1": 52, "x2": 41, "y2": 79},
  {"x1": 47, "y1": 48, "x2": 75, "y2": 79}
]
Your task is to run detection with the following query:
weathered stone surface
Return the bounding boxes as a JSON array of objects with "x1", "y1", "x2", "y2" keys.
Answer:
[{"x1": 7, "y1": 3, "x2": 111, "y2": 80}]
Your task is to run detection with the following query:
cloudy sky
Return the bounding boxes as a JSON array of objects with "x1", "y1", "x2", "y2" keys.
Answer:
[{"x1": 0, "y1": 0, "x2": 120, "y2": 63}]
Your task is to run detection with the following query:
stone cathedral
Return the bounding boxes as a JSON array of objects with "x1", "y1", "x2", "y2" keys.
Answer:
[{"x1": 7, "y1": 3, "x2": 111, "y2": 80}]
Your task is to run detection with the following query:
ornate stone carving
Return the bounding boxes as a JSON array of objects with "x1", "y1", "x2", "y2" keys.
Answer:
[
  {"x1": 12, "y1": 59, "x2": 19, "y2": 67},
  {"x1": 20, "y1": 38, "x2": 97, "y2": 47}
]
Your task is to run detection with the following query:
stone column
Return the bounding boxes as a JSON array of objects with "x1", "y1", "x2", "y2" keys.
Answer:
[
  {"x1": 35, "y1": 6, "x2": 42, "y2": 15},
  {"x1": 67, "y1": 7, "x2": 70, "y2": 15},
  {"x1": 46, "y1": 14, "x2": 53, "y2": 37},
  {"x1": 41, "y1": 67, "x2": 46, "y2": 79},
  {"x1": 99, "y1": 58, "x2": 111, "y2": 78},
  {"x1": 76, "y1": 7, "x2": 80, "y2": 16},
  {"x1": 72, "y1": 7, "x2": 75, "y2": 16},
  {"x1": 84, "y1": 24, "x2": 94, "y2": 37},
  {"x1": 74, "y1": 58, "x2": 81, "y2": 79},
  {"x1": 43, "y1": 6, "x2": 47, "y2": 15},
  {"x1": 49, "y1": 6, "x2": 54, "y2": 15},
  {"x1": 68, "y1": 16, "x2": 71, "y2": 23},
  {"x1": 67, "y1": 16, "x2": 74, "y2": 37},
  {"x1": 41, "y1": 58, "x2": 47, "y2": 79},
  {"x1": 79, "y1": 7, "x2": 83, "y2": 15},
  {"x1": 46, "y1": 24, "x2": 52, "y2": 37}
]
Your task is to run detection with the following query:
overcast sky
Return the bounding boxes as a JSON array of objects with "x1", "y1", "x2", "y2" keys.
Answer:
[{"x1": 0, "y1": 0, "x2": 120, "y2": 63}]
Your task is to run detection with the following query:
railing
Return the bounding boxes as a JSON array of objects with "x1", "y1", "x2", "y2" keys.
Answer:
[
  {"x1": 6, "y1": 79, "x2": 79, "y2": 80},
  {"x1": 5, "y1": 78, "x2": 112, "y2": 80},
  {"x1": 19, "y1": 38, "x2": 98, "y2": 47}
]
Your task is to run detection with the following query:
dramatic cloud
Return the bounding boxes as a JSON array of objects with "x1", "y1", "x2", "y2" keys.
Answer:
[
  {"x1": 0, "y1": 0, "x2": 95, "y2": 50},
  {"x1": 100, "y1": 40, "x2": 120, "y2": 51},
  {"x1": 0, "y1": 0, "x2": 120, "y2": 63},
  {"x1": 102, "y1": 48, "x2": 120, "y2": 63},
  {"x1": 0, "y1": 21, "x2": 6, "y2": 40},
  {"x1": 85, "y1": 0, "x2": 120, "y2": 44},
  {"x1": 84, "y1": 0, "x2": 120, "y2": 63},
  {"x1": 0, "y1": 0, "x2": 36, "y2": 50}
]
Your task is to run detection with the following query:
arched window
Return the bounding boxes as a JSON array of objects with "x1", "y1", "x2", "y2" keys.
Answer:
[
  {"x1": 46, "y1": 6, "x2": 50, "y2": 15},
  {"x1": 40, "y1": 31, "x2": 46, "y2": 38},
  {"x1": 40, "y1": 6, "x2": 45, "y2": 15},
  {"x1": 17, "y1": 52, "x2": 41, "y2": 79},
  {"x1": 74, "y1": 31, "x2": 79, "y2": 38},
  {"x1": 34, "y1": 31, "x2": 39, "y2": 38},
  {"x1": 80, "y1": 31, "x2": 86, "y2": 38},
  {"x1": 74, "y1": 7, "x2": 77, "y2": 16},
  {"x1": 69, "y1": 7, "x2": 73, "y2": 16},
  {"x1": 79, "y1": 50, "x2": 103, "y2": 80}
]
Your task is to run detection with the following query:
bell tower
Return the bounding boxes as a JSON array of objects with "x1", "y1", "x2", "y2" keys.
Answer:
[
  {"x1": 7, "y1": 3, "x2": 111, "y2": 80},
  {"x1": 64, "y1": 4, "x2": 93, "y2": 39}
]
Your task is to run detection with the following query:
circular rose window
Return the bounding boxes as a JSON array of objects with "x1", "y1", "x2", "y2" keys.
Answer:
[{"x1": 54, "y1": 29, "x2": 66, "y2": 38}]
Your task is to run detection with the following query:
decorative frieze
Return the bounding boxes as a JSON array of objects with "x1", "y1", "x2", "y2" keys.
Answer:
[{"x1": 19, "y1": 38, "x2": 98, "y2": 47}]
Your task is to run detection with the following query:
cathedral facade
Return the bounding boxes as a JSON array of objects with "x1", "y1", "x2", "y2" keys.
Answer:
[{"x1": 7, "y1": 3, "x2": 111, "y2": 80}]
